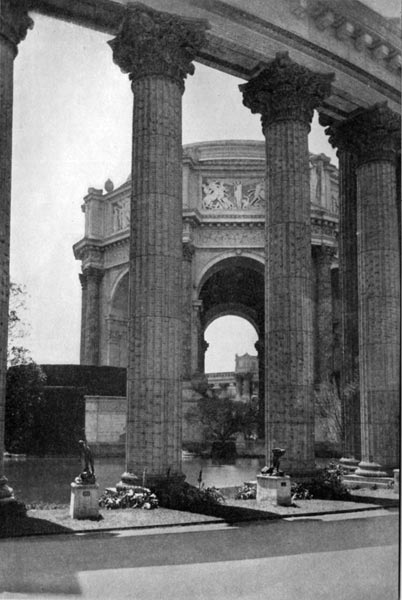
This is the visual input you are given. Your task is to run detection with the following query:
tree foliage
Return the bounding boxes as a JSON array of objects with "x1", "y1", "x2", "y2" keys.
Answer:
[
  {"x1": 5, "y1": 281, "x2": 46, "y2": 454},
  {"x1": 186, "y1": 388, "x2": 259, "y2": 445},
  {"x1": 8, "y1": 282, "x2": 31, "y2": 366},
  {"x1": 5, "y1": 363, "x2": 46, "y2": 454}
]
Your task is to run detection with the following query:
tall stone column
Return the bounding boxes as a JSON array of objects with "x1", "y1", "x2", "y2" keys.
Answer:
[
  {"x1": 320, "y1": 114, "x2": 361, "y2": 466},
  {"x1": 182, "y1": 242, "x2": 194, "y2": 381},
  {"x1": 79, "y1": 272, "x2": 88, "y2": 364},
  {"x1": 82, "y1": 267, "x2": 103, "y2": 366},
  {"x1": 255, "y1": 337, "x2": 265, "y2": 439},
  {"x1": 325, "y1": 104, "x2": 400, "y2": 475},
  {"x1": 240, "y1": 52, "x2": 333, "y2": 474},
  {"x1": 0, "y1": 2, "x2": 33, "y2": 510},
  {"x1": 109, "y1": 6, "x2": 208, "y2": 485},
  {"x1": 338, "y1": 149, "x2": 360, "y2": 464}
]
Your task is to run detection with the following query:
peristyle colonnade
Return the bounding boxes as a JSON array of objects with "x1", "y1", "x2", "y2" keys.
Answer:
[{"x1": 0, "y1": 1, "x2": 400, "y2": 505}]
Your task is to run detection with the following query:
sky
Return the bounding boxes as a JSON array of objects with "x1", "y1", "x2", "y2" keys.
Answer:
[{"x1": 11, "y1": 3, "x2": 394, "y2": 372}]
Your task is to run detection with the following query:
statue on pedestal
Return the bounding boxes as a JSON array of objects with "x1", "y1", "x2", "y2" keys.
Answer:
[
  {"x1": 261, "y1": 448, "x2": 286, "y2": 477},
  {"x1": 75, "y1": 440, "x2": 96, "y2": 485}
]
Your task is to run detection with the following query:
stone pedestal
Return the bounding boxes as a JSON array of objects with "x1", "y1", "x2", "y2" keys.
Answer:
[
  {"x1": 257, "y1": 474, "x2": 291, "y2": 506},
  {"x1": 70, "y1": 482, "x2": 99, "y2": 519}
]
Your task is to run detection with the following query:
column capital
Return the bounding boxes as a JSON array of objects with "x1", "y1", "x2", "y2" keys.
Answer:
[
  {"x1": 320, "y1": 103, "x2": 401, "y2": 165},
  {"x1": 239, "y1": 52, "x2": 334, "y2": 130},
  {"x1": 182, "y1": 241, "x2": 195, "y2": 262},
  {"x1": 108, "y1": 4, "x2": 209, "y2": 92},
  {"x1": 0, "y1": 1, "x2": 33, "y2": 54}
]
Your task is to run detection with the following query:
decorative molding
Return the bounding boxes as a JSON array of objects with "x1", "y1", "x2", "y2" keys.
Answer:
[
  {"x1": 304, "y1": 0, "x2": 401, "y2": 72},
  {"x1": 201, "y1": 178, "x2": 265, "y2": 210},
  {"x1": 240, "y1": 52, "x2": 334, "y2": 129},
  {"x1": 108, "y1": 5, "x2": 209, "y2": 91},
  {"x1": 320, "y1": 103, "x2": 401, "y2": 165},
  {"x1": 83, "y1": 266, "x2": 104, "y2": 283},
  {"x1": 112, "y1": 198, "x2": 130, "y2": 232}
]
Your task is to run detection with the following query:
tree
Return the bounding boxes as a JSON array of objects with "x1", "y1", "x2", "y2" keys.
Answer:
[
  {"x1": 8, "y1": 282, "x2": 31, "y2": 366},
  {"x1": 5, "y1": 363, "x2": 46, "y2": 454},
  {"x1": 314, "y1": 376, "x2": 343, "y2": 445},
  {"x1": 5, "y1": 282, "x2": 46, "y2": 454},
  {"x1": 186, "y1": 387, "x2": 259, "y2": 453}
]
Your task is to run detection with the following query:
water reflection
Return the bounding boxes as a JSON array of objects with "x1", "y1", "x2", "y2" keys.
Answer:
[{"x1": 4, "y1": 456, "x2": 265, "y2": 505}]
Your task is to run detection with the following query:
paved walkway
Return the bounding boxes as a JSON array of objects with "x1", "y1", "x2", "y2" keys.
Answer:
[{"x1": 0, "y1": 507, "x2": 398, "y2": 600}]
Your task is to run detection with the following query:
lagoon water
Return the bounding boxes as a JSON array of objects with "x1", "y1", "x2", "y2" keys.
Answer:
[{"x1": 4, "y1": 455, "x2": 265, "y2": 505}]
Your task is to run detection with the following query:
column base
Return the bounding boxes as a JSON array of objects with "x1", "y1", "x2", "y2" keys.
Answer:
[
  {"x1": 339, "y1": 457, "x2": 360, "y2": 473},
  {"x1": 117, "y1": 471, "x2": 186, "y2": 491},
  {"x1": 354, "y1": 461, "x2": 388, "y2": 478}
]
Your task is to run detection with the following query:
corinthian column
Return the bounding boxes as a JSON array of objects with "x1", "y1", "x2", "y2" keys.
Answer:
[
  {"x1": 109, "y1": 6, "x2": 208, "y2": 486},
  {"x1": 79, "y1": 272, "x2": 87, "y2": 364},
  {"x1": 240, "y1": 52, "x2": 333, "y2": 475},
  {"x1": 0, "y1": 1, "x2": 33, "y2": 511},
  {"x1": 326, "y1": 105, "x2": 400, "y2": 476},
  {"x1": 82, "y1": 267, "x2": 103, "y2": 365}
]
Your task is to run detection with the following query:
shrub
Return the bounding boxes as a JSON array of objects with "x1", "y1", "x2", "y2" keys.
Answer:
[
  {"x1": 99, "y1": 487, "x2": 158, "y2": 510},
  {"x1": 155, "y1": 480, "x2": 225, "y2": 513},
  {"x1": 235, "y1": 483, "x2": 256, "y2": 500},
  {"x1": 291, "y1": 463, "x2": 351, "y2": 501}
]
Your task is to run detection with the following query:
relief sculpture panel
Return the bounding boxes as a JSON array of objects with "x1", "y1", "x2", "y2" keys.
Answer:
[
  {"x1": 201, "y1": 178, "x2": 265, "y2": 210},
  {"x1": 112, "y1": 199, "x2": 130, "y2": 232}
]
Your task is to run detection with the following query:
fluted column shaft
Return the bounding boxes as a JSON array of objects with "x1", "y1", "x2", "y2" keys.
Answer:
[
  {"x1": 108, "y1": 5, "x2": 208, "y2": 484},
  {"x1": 338, "y1": 150, "x2": 360, "y2": 461},
  {"x1": 240, "y1": 52, "x2": 333, "y2": 474},
  {"x1": 265, "y1": 118, "x2": 315, "y2": 473},
  {"x1": 322, "y1": 104, "x2": 400, "y2": 475},
  {"x1": 79, "y1": 273, "x2": 88, "y2": 364},
  {"x1": 128, "y1": 74, "x2": 183, "y2": 476},
  {"x1": 83, "y1": 267, "x2": 102, "y2": 366},
  {"x1": 356, "y1": 159, "x2": 399, "y2": 473},
  {"x1": 0, "y1": 3, "x2": 32, "y2": 505}
]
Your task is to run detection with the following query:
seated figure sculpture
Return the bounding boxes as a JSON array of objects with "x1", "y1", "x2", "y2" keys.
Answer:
[
  {"x1": 75, "y1": 439, "x2": 96, "y2": 485},
  {"x1": 261, "y1": 447, "x2": 286, "y2": 477}
]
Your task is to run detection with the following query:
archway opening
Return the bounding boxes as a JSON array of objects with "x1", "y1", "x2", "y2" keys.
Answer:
[{"x1": 205, "y1": 315, "x2": 258, "y2": 374}]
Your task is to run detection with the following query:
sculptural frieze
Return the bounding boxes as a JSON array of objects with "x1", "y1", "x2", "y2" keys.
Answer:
[
  {"x1": 112, "y1": 200, "x2": 130, "y2": 232},
  {"x1": 201, "y1": 178, "x2": 265, "y2": 210}
]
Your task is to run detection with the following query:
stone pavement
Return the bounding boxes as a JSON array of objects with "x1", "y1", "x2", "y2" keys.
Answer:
[{"x1": 0, "y1": 507, "x2": 398, "y2": 600}]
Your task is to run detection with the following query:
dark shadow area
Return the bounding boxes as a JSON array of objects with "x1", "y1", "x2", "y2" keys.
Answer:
[
  {"x1": 0, "y1": 512, "x2": 73, "y2": 539},
  {"x1": 0, "y1": 509, "x2": 397, "y2": 598}
]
